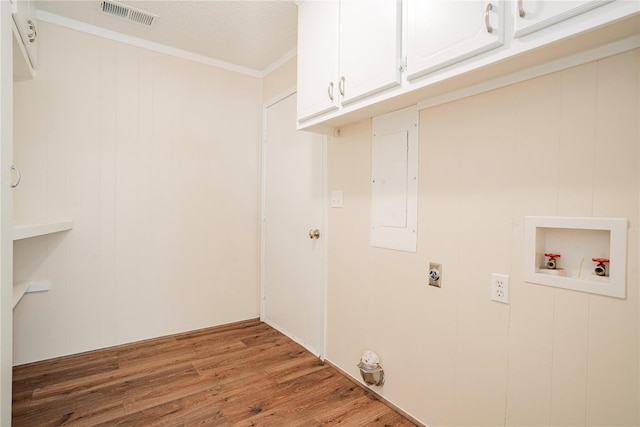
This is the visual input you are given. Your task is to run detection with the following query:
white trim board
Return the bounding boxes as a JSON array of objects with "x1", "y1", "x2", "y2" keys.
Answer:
[
  {"x1": 36, "y1": 10, "x2": 264, "y2": 78},
  {"x1": 262, "y1": 47, "x2": 297, "y2": 77},
  {"x1": 417, "y1": 35, "x2": 640, "y2": 111},
  {"x1": 263, "y1": 85, "x2": 297, "y2": 110}
]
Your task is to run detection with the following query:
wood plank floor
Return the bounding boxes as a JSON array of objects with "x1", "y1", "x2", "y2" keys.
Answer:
[{"x1": 13, "y1": 319, "x2": 418, "y2": 426}]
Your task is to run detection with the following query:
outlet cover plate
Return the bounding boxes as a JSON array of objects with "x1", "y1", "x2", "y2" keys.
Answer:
[{"x1": 491, "y1": 273, "x2": 509, "y2": 304}]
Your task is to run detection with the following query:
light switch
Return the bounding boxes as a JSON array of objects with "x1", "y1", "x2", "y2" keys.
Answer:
[{"x1": 331, "y1": 190, "x2": 343, "y2": 208}]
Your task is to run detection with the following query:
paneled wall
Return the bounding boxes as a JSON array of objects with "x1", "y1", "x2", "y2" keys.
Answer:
[
  {"x1": 327, "y1": 49, "x2": 639, "y2": 426},
  {"x1": 13, "y1": 22, "x2": 262, "y2": 364},
  {"x1": 262, "y1": 56, "x2": 296, "y2": 102},
  {"x1": 11, "y1": 19, "x2": 639, "y2": 427}
]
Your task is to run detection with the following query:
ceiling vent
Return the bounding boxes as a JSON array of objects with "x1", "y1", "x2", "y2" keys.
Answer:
[{"x1": 100, "y1": 1, "x2": 157, "y2": 27}]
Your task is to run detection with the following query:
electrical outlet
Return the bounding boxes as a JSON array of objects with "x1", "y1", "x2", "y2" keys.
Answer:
[{"x1": 491, "y1": 273, "x2": 509, "y2": 304}]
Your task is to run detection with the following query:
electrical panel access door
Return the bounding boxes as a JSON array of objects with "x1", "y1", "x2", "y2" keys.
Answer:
[{"x1": 371, "y1": 106, "x2": 418, "y2": 252}]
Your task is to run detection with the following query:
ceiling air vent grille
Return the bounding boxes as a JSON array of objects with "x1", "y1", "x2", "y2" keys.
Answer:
[{"x1": 100, "y1": 1, "x2": 157, "y2": 27}]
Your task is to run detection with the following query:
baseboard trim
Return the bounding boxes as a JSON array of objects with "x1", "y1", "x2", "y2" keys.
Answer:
[
  {"x1": 324, "y1": 359, "x2": 427, "y2": 427},
  {"x1": 13, "y1": 318, "x2": 261, "y2": 368}
]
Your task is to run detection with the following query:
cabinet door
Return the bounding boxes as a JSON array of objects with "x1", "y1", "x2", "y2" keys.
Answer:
[
  {"x1": 406, "y1": 0, "x2": 504, "y2": 81},
  {"x1": 513, "y1": 0, "x2": 614, "y2": 38},
  {"x1": 11, "y1": 0, "x2": 37, "y2": 69},
  {"x1": 297, "y1": 1, "x2": 340, "y2": 122},
  {"x1": 339, "y1": 0, "x2": 401, "y2": 106}
]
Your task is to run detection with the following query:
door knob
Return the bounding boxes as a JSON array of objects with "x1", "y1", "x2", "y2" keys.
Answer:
[{"x1": 308, "y1": 229, "x2": 320, "y2": 239}]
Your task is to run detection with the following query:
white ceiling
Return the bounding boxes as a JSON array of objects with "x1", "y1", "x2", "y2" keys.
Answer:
[{"x1": 34, "y1": 0, "x2": 299, "y2": 74}]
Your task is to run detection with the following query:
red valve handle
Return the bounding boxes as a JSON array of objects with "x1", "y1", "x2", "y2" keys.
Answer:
[
  {"x1": 544, "y1": 253, "x2": 561, "y2": 258},
  {"x1": 592, "y1": 258, "x2": 609, "y2": 263}
]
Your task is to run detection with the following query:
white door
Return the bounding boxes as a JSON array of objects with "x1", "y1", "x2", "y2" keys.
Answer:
[
  {"x1": 262, "y1": 93, "x2": 325, "y2": 357},
  {"x1": 406, "y1": 0, "x2": 504, "y2": 81}
]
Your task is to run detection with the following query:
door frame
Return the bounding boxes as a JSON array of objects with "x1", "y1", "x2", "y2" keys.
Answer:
[
  {"x1": 0, "y1": 1, "x2": 13, "y2": 423},
  {"x1": 260, "y1": 87, "x2": 328, "y2": 359}
]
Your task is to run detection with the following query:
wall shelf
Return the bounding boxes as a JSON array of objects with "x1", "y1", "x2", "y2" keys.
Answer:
[
  {"x1": 13, "y1": 219, "x2": 73, "y2": 241},
  {"x1": 13, "y1": 281, "x2": 51, "y2": 309}
]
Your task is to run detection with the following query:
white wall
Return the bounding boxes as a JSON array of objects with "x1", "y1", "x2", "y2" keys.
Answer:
[
  {"x1": 327, "y1": 49, "x2": 639, "y2": 426},
  {"x1": 262, "y1": 56, "x2": 296, "y2": 102},
  {"x1": 12, "y1": 22, "x2": 262, "y2": 364},
  {"x1": 10, "y1": 18, "x2": 639, "y2": 427}
]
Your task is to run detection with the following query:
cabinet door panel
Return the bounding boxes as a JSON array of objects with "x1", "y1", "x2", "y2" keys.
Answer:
[
  {"x1": 406, "y1": 0, "x2": 504, "y2": 81},
  {"x1": 339, "y1": 0, "x2": 401, "y2": 106},
  {"x1": 297, "y1": 1, "x2": 339, "y2": 121},
  {"x1": 514, "y1": 0, "x2": 614, "y2": 38}
]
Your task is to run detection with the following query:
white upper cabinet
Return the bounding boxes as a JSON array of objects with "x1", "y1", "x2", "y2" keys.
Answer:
[
  {"x1": 297, "y1": 0, "x2": 402, "y2": 122},
  {"x1": 10, "y1": 0, "x2": 38, "y2": 70},
  {"x1": 297, "y1": 1, "x2": 340, "y2": 121},
  {"x1": 513, "y1": 0, "x2": 614, "y2": 38},
  {"x1": 338, "y1": 0, "x2": 402, "y2": 106},
  {"x1": 296, "y1": 0, "x2": 638, "y2": 131},
  {"x1": 406, "y1": 0, "x2": 505, "y2": 81}
]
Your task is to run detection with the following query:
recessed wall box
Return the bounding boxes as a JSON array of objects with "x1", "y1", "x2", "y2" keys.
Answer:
[{"x1": 524, "y1": 216, "x2": 627, "y2": 298}]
